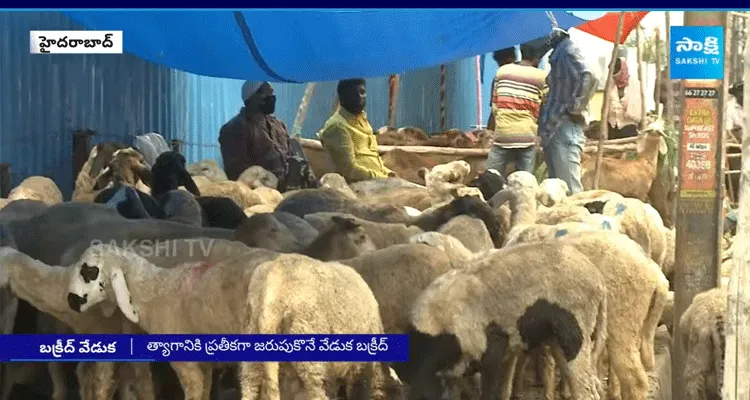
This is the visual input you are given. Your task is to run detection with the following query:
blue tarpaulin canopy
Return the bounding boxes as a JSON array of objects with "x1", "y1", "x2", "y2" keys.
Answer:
[{"x1": 64, "y1": 10, "x2": 593, "y2": 83}]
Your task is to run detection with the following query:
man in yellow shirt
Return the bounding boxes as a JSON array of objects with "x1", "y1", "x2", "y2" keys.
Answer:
[{"x1": 319, "y1": 79, "x2": 395, "y2": 183}]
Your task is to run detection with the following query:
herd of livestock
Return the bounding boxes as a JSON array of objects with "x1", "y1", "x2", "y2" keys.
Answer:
[{"x1": 0, "y1": 125, "x2": 732, "y2": 400}]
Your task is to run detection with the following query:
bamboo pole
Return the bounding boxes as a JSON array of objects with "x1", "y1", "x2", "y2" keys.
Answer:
[
  {"x1": 592, "y1": 12, "x2": 626, "y2": 189},
  {"x1": 635, "y1": 23, "x2": 648, "y2": 131},
  {"x1": 654, "y1": 28, "x2": 663, "y2": 117},
  {"x1": 388, "y1": 74, "x2": 400, "y2": 128},
  {"x1": 292, "y1": 83, "x2": 317, "y2": 139},
  {"x1": 723, "y1": 21, "x2": 750, "y2": 400},
  {"x1": 665, "y1": 12, "x2": 674, "y2": 125},
  {"x1": 440, "y1": 64, "x2": 447, "y2": 131}
]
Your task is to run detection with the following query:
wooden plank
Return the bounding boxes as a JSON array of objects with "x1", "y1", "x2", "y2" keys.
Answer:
[
  {"x1": 672, "y1": 12, "x2": 727, "y2": 400},
  {"x1": 723, "y1": 17, "x2": 750, "y2": 400}
]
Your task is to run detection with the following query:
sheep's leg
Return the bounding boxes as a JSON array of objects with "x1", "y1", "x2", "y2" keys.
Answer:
[
  {"x1": 608, "y1": 366, "x2": 622, "y2": 400},
  {"x1": 293, "y1": 362, "x2": 327, "y2": 400},
  {"x1": 509, "y1": 351, "x2": 528, "y2": 399},
  {"x1": 129, "y1": 363, "x2": 156, "y2": 400},
  {"x1": 498, "y1": 354, "x2": 518, "y2": 400},
  {"x1": 171, "y1": 362, "x2": 207, "y2": 400},
  {"x1": 239, "y1": 362, "x2": 264, "y2": 400},
  {"x1": 91, "y1": 362, "x2": 118, "y2": 400},
  {"x1": 47, "y1": 362, "x2": 67, "y2": 400},
  {"x1": 538, "y1": 346, "x2": 556, "y2": 400},
  {"x1": 608, "y1": 339, "x2": 648, "y2": 400},
  {"x1": 346, "y1": 363, "x2": 373, "y2": 400},
  {"x1": 553, "y1": 341, "x2": 599, "y2": 400},
  {"x1": 201, "y1": 365, "x2": 213, "y2": 400},
  {"x1": 478, "y1": 327, "x2": 510, "y2": 400}
]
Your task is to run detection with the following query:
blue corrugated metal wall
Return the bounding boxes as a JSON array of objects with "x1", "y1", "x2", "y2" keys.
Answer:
[
  {"x1": 0, "y1": 12, "x2": 176, "y2": 199},
  {"x1": 0, "y1": 11, "x2": 498, "y2": 199}
]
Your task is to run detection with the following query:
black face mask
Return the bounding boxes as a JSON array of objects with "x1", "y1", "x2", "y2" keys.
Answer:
[{"x1": 260, "y1": 95, "x2": 276, "y2": 115}]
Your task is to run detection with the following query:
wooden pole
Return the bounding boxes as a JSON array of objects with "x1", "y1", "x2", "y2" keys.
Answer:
[
  {"x1": 388, "y1": 75, "x2": 400, "y2": 128},
  {"x1": 440, "y1": 64, "x2": 448, "y2": 131},
  {"x1": 665, "y1": 12, "x2": 674, "y2": 126},
  {"x1": 723, "y1": 14, "x2": 737, "y2": 205},
  {"x1": 672, "y1": 11, "x2": 727, "y2": 400},
  {"x1": 292, "y1": 83, "x2": 317, "y2": 139},
  {"x1": 592, "y1": 11, "x2": 626, "y2": 189},
  {"x1": 654, "y1": 28, "x2": 663, "y2": 117},
  {"x1": 635, "y1": 23, "x2": 648, "y2": 131},
  {"x1": 724, "y1": 14, "x2": 750, "y2": 400}
]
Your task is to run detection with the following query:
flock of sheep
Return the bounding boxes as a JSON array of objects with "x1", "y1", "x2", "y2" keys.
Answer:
[{"x1": 0, "y1": 126, "x2": 730, "y2": 400}]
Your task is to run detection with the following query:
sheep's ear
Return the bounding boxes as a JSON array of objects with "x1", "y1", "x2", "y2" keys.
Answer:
[
  {"x1": 417, "y1": 168, "x2": 429, "y2": 181},
  {"x1": 658, "y1": 137, "x2": 668, "y2": 155},
  {"x1": 111, "y1": 267, "x2": 139, "y2": 323},
  {"x1": 331, "y1": 216, "x2": 359, "y2": 230},
  {"x1": 135, "y1": 165, "x2": 153, "y2": 187},
  {"x1": 93, "y1": 167, "x2": 113, "y2": 190},
  {"x1": 180, "y1": 168, "x2": 201, "y2": 196}
]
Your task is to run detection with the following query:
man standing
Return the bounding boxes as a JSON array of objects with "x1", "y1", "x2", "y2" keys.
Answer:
[
  {"x1": 487, "y1": 45, "x2": 548, "y2": 177},
  {"x1": 318, "y1": 78, "x2": 395, "y2": 183},
  {"x1": 537, "y1": 28, "x2": 598, "y2": 195},
  {"x1": 219, "y1": 81, "x2": 293, "y2": 181}
]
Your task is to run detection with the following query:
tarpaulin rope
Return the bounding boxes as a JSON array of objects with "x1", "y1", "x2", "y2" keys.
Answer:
[{"x1": 232, "y1": 12, "x2": 300, "y2": 83}]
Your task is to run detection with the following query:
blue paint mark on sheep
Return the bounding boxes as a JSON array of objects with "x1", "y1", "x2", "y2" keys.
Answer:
[
  {"x1": 555, "y1": 229, "x2": 568, "y2": 238},
  {"x1": 615, "y1": 203, "x2": 627, "y2": 216},
  {"x1": 601, "y1": 220, "x2": 612, "y2": 230}
]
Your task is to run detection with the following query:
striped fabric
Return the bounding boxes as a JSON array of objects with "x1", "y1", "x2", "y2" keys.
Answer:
[
  {"x1": 538, "y1": 37, "x2": 593, "y2": 140},
  {"x1": 490, "y1": 63, "x2": 548, "y2": 148}
]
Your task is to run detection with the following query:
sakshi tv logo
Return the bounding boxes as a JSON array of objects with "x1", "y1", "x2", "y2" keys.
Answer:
[{"x1": 670, "y1": 26, "x2": 724, "y2": 80}]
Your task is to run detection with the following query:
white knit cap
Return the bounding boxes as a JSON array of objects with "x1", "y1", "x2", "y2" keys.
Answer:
[{"x1": 241, "y1": 81, "x2": 266, "y2": 101}]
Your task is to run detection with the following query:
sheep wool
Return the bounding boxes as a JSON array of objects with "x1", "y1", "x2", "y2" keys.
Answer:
[
  {"x1": 240, "y1": 253, "x2": 394, "y2": 400},
  {"x1": 238, "y1": 165, "x2": 279, "y2": 190},
  {"x1": 537, "y1": 178, "x2": 569, "y2": 207},
  {"x1": 602, "y1": 197, "x2": 668, "y2": 269},
  {"x1": 66, "y1": 243, "x2": 281, "y2": 399},
  {"x1": 7, "y1": 176, "x2": 63, "y2": 206},
  {"x1": 437, "y1": 215, "x2": 494, "y2": 253},
  {"x1": 403, "y1": 241, "x2": 607, "y2": 400},
  {"x1": 679, "y1": 287, "x2": 727, "y2": 400},
  {"x1": 186, "y1": 159, "x2": 228, "y2": 182}
]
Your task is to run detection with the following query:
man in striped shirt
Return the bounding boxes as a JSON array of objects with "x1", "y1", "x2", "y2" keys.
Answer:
[
  {"x1": 537, "y1": 28, "x2": 598, "y2": 195},
  {"x1": 487, "y1": 45, "x2": 548, "y2": 177}
]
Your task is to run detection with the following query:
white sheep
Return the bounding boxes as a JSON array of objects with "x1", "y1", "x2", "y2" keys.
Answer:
[
  {"x1": 186, "y1": 159, "x2": 228, "y2": 182},
  {"x1": 239, "y1": 253, "x2": 397, "y2": 400},
  {"x1": 400, "y1": 240, "x2": 608, "y2": 400},
  {"x1": 66, "y1": 242, "x2": 280, "y2": 399},
  {"x1": 490, "y1": 186, "x2": 669, "y2": 400},
  {"x1": 679, "y1": 287, "x2": 727, "y2": 400},
  {"x1": 7, "y1": 176, "x2": 63, "y2": 206},
  {"x1": 536, "y1": 178, "x2": 569, "y2": 207},
  {"x1": 601, "y1": 197, "x2": 668, "y2": 271},
  {"x1": 238, "y1": 165, "x2": 279, "y2": 190},
  {"x1": 0, "y1": 247, "x2": 155, "y2": 400}
]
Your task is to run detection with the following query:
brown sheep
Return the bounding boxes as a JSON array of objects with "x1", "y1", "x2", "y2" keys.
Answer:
[{"x1": 580, "y1": 127, "x2": 668, "y2": 201}]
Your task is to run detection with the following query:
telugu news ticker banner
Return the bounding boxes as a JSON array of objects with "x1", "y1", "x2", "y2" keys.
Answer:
[
  {"x1": 29, "y1": 30, "x2": 123, "y2": 54},
  {"x1": 0, "y1": 334, "x2": 408, "y2": 363}
]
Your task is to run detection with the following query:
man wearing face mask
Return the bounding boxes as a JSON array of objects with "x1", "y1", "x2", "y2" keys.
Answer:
[
  {"x1": 318, "y1": 78, "x2": 395, "y2": 183},
  {"x1": 218, "y1": 80, "x2": 293, "y2": 181},
  {"x1": 537, "y1": 27, "x2": 598, "y2": 195}
]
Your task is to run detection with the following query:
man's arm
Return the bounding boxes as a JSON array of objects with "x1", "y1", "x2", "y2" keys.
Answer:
[
  {"x1": 321, "y1": 125, "x2": 383, "y2": 182},
  {"x1": 566, "y1": 44, "x2": 598, "y2": 116}
]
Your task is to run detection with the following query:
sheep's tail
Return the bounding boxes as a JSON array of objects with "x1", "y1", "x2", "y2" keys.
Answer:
[
  {"x1": 242, "y1": 263, "x2": 285, "y2": 400},
  {"x1": 639, "y1": 285, "x2": 668, "y2": 371},
  {"x1": 712, "y1": 312, "x2": 726, "y2": 396},
  {"x1": 591, "y1": 292, "x2": 608, "y2": 366}
]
